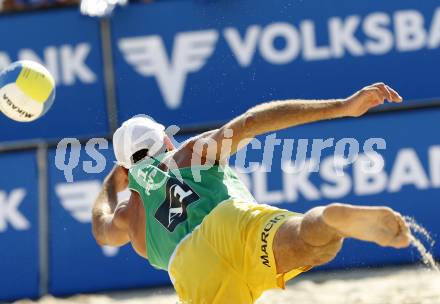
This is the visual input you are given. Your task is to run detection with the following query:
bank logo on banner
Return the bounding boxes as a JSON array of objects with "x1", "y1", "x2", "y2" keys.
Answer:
[
  {"x1": 0, "y1": 188, "x2": 30, "y2": 232},
  {"x1": 118, "y1": 7, "x2": 440, "y2": 109},
  {"x1": 118, "y1": 30, "x2": 219, "y2": 109},
  {"x1": 0, "y1": 43, "x2": 96, "y2": 86},
  {"x1": 55, "y1": 181, "x2": 131, "y2": 257}
]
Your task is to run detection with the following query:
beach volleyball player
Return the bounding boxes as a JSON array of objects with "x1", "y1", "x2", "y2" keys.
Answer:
[{"x1": 92, "y1": 83, "x2": 411, "y2": 303}]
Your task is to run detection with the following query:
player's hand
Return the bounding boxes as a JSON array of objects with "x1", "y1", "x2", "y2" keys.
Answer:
[
  {"x1": 112, "y1": 165, "x2": 129, "y2": 192},
  {"x1": 343, "y1": 83, "x2": 403, "y2": 117}
]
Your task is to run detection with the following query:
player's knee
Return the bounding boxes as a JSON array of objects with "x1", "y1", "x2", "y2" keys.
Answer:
[
  {"x1": 305, "y1": 238, "x2": 344, "y2": 266},
  {"x1": 274, "y1": 231, "x2": 343, "y2": 272},
  {"x1": 274, "y1": 217, "x2": 343, "y2": 271},
  {"x1": 300, "y1": 206, "x2": 340, "y2": 247}
]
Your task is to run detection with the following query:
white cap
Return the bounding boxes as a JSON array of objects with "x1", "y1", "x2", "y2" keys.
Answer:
[{"x1": 113, "y1": 115, "x2": 166, "y2": 169}]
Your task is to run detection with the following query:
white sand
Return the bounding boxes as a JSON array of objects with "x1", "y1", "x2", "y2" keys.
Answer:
[{"x1": 15, "y1": 266, "x2": 440, "y2": 304}]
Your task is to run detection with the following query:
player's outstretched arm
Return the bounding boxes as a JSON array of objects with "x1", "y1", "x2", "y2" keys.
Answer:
[
  {"x1": 91, "y1": 166, "x2": 130, "y2": 247},
  {"x1": 198, "y1": 82, "x2": 402, "y2": 163}
]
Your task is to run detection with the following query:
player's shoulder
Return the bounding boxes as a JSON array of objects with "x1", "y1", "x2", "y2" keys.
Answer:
[
  {"x1": 167, "y1": 136, "x2": 202, "y2": 167},
  {"x1": 164, "y1": 145, "x2": 192, "y2": 169}
]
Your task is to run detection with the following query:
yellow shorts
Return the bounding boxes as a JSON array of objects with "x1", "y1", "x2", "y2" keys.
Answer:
[{"x1": 168, "y1": 199, "x2": 311, "y2": 303}]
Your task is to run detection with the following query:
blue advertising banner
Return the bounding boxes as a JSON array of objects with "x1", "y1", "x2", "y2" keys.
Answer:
[
  {"x1": 0, "y1": 8, "x2": 108, "y2": 142},
  {"x1": 0, "y1": 151, "x2": 39, "y2": 301},
  {"x1": 112, "y1": 0, "x2": 440, "y2": 128},
  {"x1": 48, "y1": 145, "x2": 170, "y2": 296}
]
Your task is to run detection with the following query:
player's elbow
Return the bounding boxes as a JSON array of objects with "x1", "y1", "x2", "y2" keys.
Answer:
[
  {"x1": 92, "y1": 205, "x2": 130, "y2": 246},
  {"x1": 92, "y1": 227, "x2": 107, "y2": 246},
  {"x1": 94, "y1": 235, "x2": 107, "y2": 246}
]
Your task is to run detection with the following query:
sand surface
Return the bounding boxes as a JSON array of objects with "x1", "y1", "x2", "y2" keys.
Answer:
[{"x1": 15, "y1": 266, "x2": 440, "y2": 304}]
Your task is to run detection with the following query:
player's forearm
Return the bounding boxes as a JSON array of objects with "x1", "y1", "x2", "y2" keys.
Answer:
[
  {"x1": 243, "y1": 99, "x2": 346, "y2": 137},
  {"x1": 205, "y1": 99, "x2": 345, "y2": 162}
]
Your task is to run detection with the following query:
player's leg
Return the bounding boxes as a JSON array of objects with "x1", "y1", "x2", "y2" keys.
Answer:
[{"x1": 273, "y1": 203, "x2": 411, "y2": 273}]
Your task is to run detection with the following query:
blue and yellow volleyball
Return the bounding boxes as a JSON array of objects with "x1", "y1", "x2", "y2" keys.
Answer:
[{"x1": 0, "y1": 60, "x2": 55, "y2": 122}]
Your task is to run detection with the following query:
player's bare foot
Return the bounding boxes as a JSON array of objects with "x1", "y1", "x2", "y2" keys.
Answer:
[{"x1": 322, "y1": 203, "x2": 411, "y2": 248}]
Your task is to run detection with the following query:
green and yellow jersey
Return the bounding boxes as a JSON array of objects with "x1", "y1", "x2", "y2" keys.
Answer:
[{"x1": 128, "y1": 152, "x2": 255, "y2": 270}]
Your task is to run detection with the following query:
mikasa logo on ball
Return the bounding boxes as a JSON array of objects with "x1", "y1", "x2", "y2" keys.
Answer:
[
  {"x1": 0, "y1": 83, "x2": 44, "y2": 122},
  {"x1": 2, "y1": 93, "x2": 34, "y2": 120}
]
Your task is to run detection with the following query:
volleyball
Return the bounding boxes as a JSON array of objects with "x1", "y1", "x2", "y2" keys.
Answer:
[{"x1": 0, "y1": 60, "x2": 55, "y2": 122}]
